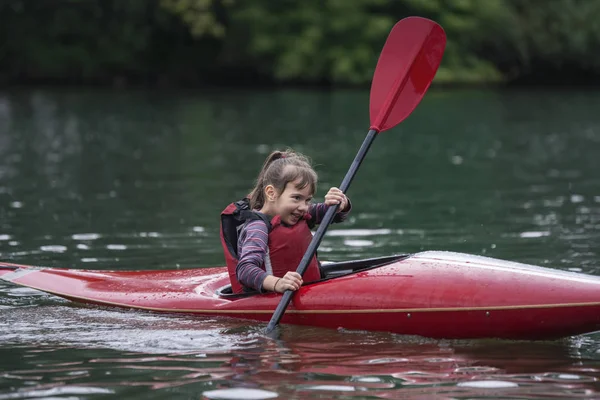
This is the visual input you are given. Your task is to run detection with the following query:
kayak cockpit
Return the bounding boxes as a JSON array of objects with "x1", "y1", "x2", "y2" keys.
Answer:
[
  {"x1": 215, "y1": 253, "x2": 410, "y2": 298},
  {"x1": 320, "y1": 253, "x2": 409, "y2": 277}
]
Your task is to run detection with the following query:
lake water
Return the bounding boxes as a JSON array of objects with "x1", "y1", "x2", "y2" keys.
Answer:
[{"x1": 1, "y1": 87, "x2": 599, "y2": 399}]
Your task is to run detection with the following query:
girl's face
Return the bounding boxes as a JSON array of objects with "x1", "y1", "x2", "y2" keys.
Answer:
[{"x1": 267, "y1": 178, "x2": 313, "y2": 225}]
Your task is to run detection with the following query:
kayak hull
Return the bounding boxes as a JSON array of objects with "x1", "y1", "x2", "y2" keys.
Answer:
[{"x1": 2, "y1": 251, "x2": 600, "y2": 340}]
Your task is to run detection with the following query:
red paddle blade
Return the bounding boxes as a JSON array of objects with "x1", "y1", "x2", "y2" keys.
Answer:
[{"x1": 369, "y1": 17, "x2": 446, "y2": 133}]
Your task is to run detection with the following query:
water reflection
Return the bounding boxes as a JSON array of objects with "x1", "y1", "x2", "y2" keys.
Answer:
[
  {"x1": 1, "y1": 302, "x2": 599, "y2": 399},
  {"x1": 1, "y1": 88, "x2": 600, "y2": 398}
]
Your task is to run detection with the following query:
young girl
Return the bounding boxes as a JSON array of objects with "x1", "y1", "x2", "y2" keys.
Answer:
[{"x1": 220, "y1": 149, "x2": 350, "y2": 294}]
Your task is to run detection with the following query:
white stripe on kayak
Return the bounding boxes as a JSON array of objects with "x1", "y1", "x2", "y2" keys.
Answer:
[
  {"x1": 0, "y1": 268, "x2": 41, "y2": 282},
  {"x1": 92, "y1": 301, "x2": 600, "y2": 314}
]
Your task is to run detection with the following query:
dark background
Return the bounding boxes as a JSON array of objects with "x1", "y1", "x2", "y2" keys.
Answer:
[{"x1": 2, "y1": 0, "x2": 600, "y2": 88}]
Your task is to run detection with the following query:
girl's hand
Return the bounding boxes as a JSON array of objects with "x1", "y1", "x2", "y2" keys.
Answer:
[
  {"x1": 324, "y1": 187, "x2": 348, "y2": 212},
  {"x1": 274, "y1": 271, "x2": 303, "y2": 293}
]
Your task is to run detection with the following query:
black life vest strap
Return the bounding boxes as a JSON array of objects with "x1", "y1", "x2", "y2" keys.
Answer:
[
  {"x1": 234, "y1": 199, "x2": 271, "y2": 230},
  {"x1": 222, "y1": 198, "x2": 271, "y2": 259}
]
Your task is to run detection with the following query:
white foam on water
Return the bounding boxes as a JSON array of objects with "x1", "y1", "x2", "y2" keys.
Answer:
[
  {"x1": 557, "y1": 374, "x2": 582, "y2": 380},
  {"x1": 457, "y1": 380, "x2": 518, "y2": 388},
  {"x1": 519, "y1": 231, "x2": 550, "y2": 238},
  {"x1": 571, "y1": 194, "x2": 584, "y2": 203},
  {"x1": 106, "y1": 244, "x2": 127, "y2": 250},
  {"x1": 355, "y1": 377, "x2": 382, "y2": 383},
  {"x1": 72, "y1": 233, "x2": 101, "y2": 240},
  {"x1": 40, "y1": 245, "x2": 67, "y2": 253},
  {"x1": 304, "y1": 385, "x2": 355, "y2": 392},
  {"x1": 327, "y1": 229, "x2": 391, "y2": 237},
  {"x1": 0, "y1": 386, "x2": 113, "y2": 399},
  {"x1": 202, "y1": 388, "x2": 278, "y2": 400},
  {"x1": 367, "y1": 358, "x2": 409, "y2": 364},
  {"x1": 344, "y1": 239, "x2": 374, "y2": 247},
  {"x1": 139, "y1": 232, "x2": 160, "y2": 237}
]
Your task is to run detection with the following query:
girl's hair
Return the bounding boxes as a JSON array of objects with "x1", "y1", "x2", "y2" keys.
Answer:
[{"x1": 249, "y1": 149, "x2": 317, "y2": 210}]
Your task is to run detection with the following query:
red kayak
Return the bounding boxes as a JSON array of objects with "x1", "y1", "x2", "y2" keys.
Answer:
[{"x1": 2, "y1": 251, "x2": 600, "y2": 340}]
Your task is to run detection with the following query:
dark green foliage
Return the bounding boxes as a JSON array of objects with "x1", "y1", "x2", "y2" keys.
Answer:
[
  {"x1": 0, "y1": 0, "x2": 222, "y2": 86},
  {"x1": 1, "y1": 0, "x2": 599, "y2": 86}
]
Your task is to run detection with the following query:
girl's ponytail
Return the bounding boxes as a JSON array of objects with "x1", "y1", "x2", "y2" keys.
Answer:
[{"x1": 249, "y1": 151, "x2": 283, "y2": 209}]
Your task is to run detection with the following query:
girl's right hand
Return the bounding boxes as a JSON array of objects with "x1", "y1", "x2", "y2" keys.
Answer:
[
  {"x1": 324, "y1": 187, "x2": 348, "y2": 212},
  {"x1": 274, "y1": 271, "x2": 303, "y2": 293}
]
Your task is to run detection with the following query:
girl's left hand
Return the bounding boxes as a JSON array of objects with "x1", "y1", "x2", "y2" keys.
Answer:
[{"x1": 324, "y1": 187, "x2": 348, "y2": 212}]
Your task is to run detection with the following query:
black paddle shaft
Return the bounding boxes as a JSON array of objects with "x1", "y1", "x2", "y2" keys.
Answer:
[{"x1": 265, "y1": 129, "x2": 379, "y2": 334}]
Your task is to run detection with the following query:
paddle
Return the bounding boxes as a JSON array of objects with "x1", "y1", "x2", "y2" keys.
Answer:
[{"x1": 264, "y1": 16, "x2": 446, "y2": 335}]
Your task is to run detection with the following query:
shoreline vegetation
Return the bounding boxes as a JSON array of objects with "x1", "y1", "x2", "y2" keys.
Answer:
[{"x1": 2, "y1": 0, "x2": 600, "y2": 88}]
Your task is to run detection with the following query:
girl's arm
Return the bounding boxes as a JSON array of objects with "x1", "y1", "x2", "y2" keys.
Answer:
[{"x1": 236, "y1": 220, "x2": 270, "y2": 292}]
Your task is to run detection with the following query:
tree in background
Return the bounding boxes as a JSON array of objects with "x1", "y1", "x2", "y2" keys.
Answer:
[{"x1": 1, "y1": 0, "x2": 600, "y2": 86}]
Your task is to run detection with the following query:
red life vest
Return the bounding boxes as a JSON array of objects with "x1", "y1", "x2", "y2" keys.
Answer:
[{"x1": 220, "y1": 198, "x2": 321, "y2": 294}]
